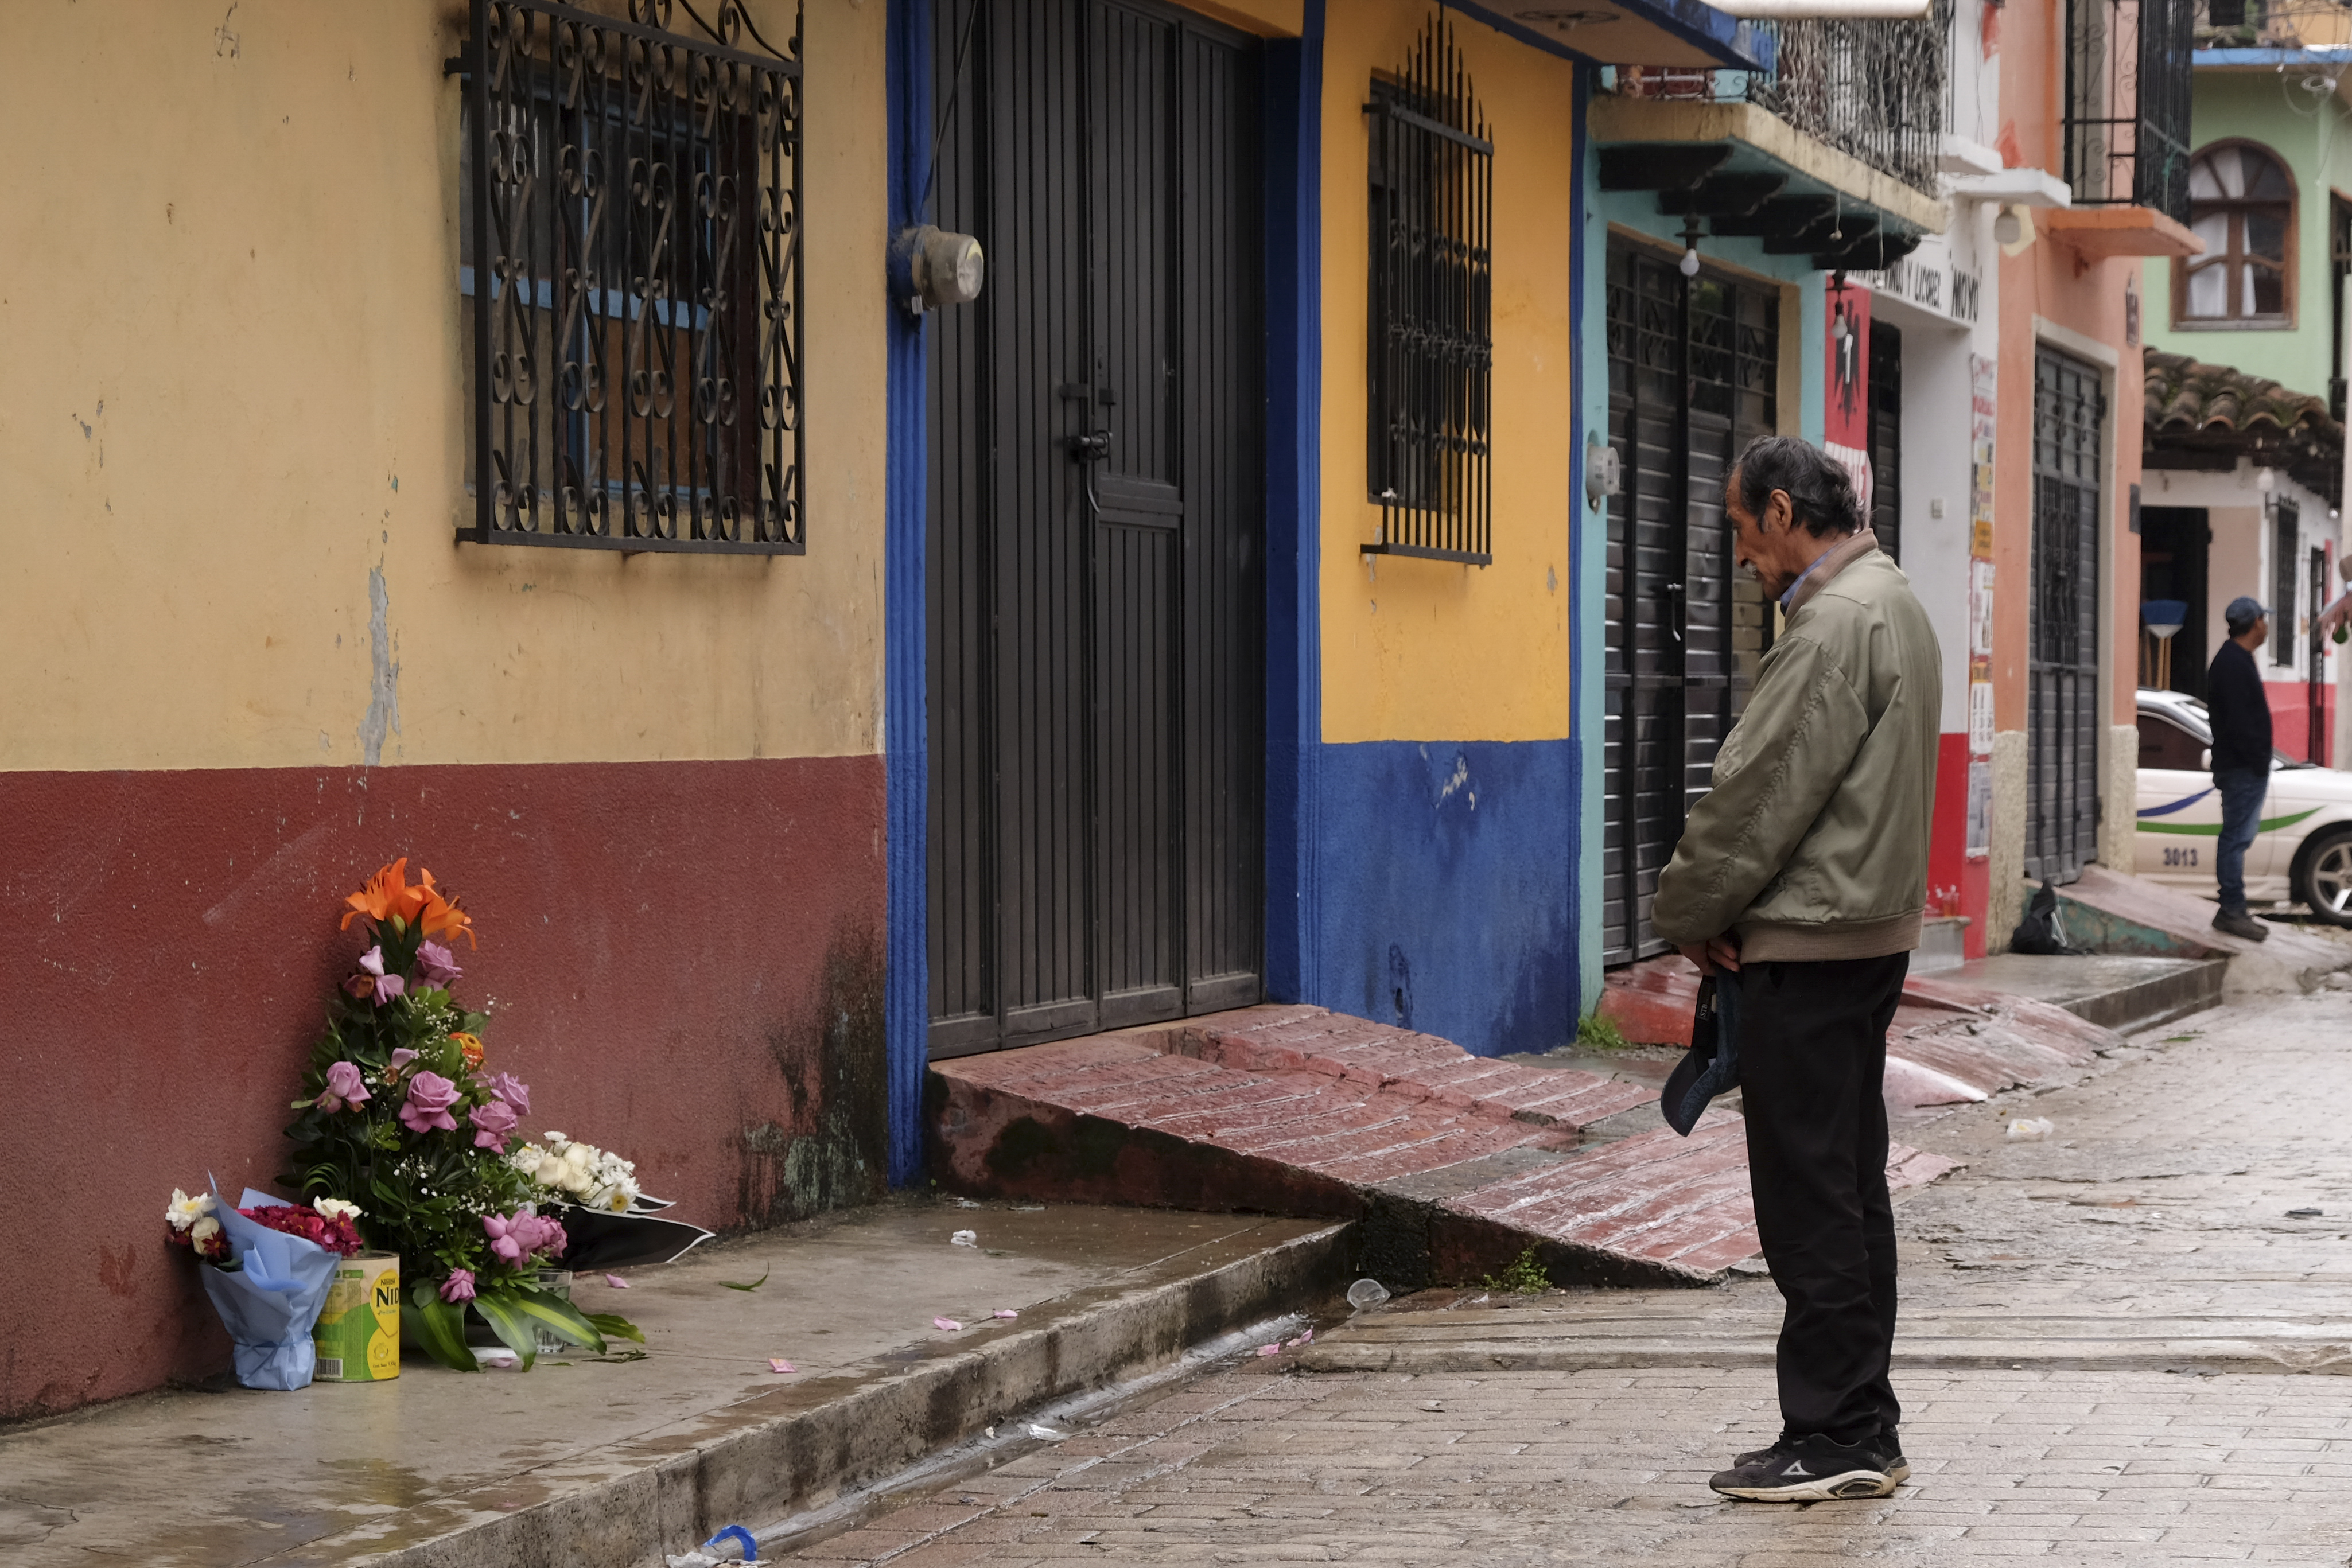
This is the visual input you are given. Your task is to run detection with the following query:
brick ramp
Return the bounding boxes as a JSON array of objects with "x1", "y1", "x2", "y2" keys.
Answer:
[{"x1": 929, "y1": 1005, "x2": 1956, "y2": 1289}]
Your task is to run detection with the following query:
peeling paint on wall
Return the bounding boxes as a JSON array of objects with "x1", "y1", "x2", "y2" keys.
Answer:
[{"x1": 359, "y1": 566, "x2": 401, "y2": 766}]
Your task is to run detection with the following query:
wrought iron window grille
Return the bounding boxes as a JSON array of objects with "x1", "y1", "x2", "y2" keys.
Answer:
[
  {"x1": 1364, "y1": 14, "x2": 1494, "y2": 567},
  {"x1": 2063, "y1": 0, "x2": 2193, "y2": 221},
  {"x1": 456, "y1": 0, "x2": 803, "y2": 555}
]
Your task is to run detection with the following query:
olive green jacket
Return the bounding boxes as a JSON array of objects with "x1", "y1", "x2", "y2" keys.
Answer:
[{"x1": 1651, "y1": 531, "x2": 1942, "y2": 962}]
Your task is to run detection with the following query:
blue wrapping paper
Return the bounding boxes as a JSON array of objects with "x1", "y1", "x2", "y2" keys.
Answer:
[{"x1": 198, "y1": 1188, "x2": 339, "y2": 1391}]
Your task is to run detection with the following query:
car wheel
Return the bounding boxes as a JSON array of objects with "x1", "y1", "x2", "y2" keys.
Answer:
[{"x1": 2296, "y1": 828, "x2": 2352, "y2": 926}]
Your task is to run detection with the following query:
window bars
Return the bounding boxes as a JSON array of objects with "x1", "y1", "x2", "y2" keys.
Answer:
[
  {"x1": 2063, "y1": 0, "x2": 2193, "y2": 222},
  {"x1": 1365, "y1": 14, "x2": 1494, "y2": 567},
  {"x1": 460, "y1": 0, "x2": 803, "y2": 554}
]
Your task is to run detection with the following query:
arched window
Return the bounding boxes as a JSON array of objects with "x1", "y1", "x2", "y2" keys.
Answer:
[{"x1": 2181, "y1": 142, "x2": 2295, "y2": 324}]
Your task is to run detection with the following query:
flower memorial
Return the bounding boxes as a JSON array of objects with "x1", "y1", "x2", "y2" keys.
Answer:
[
  {"x1": 165, "y1": 1191, "x2": 367, "y2": 1262},
  {"x1": 276, "y1": 858, "x2": 644, "y2": 1371}
]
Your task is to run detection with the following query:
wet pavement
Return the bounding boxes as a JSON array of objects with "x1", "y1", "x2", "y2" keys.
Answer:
[
  {"x1": 772, "y1": 989, "x2": 2352, "y2": 1565},
  {"x1": 0, "y1": 1204, "x2": 1338, "y2": 1566}
]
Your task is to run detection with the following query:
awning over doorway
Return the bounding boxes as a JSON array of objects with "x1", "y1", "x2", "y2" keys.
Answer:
[{"x1": 2144, "y1": 349, "x2": 2343, "y2": 504}]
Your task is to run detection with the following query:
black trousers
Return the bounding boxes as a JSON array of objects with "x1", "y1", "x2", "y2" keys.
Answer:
[{"x1": 1733, "y1": 952, "x2": 1908, "y2": 1447}]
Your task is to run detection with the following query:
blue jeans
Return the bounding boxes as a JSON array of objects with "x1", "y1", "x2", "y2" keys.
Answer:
[{"x1": 2214, "y1": 766, "x2": 2268, "y2": 916}]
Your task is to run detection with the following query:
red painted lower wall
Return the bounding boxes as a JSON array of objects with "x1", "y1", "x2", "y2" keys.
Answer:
[
  {"x1": 2265, "y1": 680, "x2": 2337, "y2": 764},
  {"x1": 0, "y1": 755, "x2": 885, "y2": 1421},
  {"x1": 1925, "y1": 734, "x2": 1989, "y2": 959}
]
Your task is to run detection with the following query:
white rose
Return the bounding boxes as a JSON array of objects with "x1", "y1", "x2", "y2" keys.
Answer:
[
  {"x1": 313, "y1": 1197, "x2": 363, "y2": 1223},
  {"x1": 189, "y1": 1215, "x2": 222, "y2": 1248},
  {"x1": 562, "y1": 1143, "x2": 596, "y2": 1174},
  {"x1": 558, "y1": 1164, "x2": 595, "y2": 1195}
]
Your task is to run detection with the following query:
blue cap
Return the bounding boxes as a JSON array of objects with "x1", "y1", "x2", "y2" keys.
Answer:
[{"x1": 2225, "y1": 596, "x2": 2269, "y2": 632}]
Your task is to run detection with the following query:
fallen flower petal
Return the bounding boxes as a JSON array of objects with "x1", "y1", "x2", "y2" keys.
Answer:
[
  {"x1": 1286, "y1": 1329, "x2": 1314, "y2": 1348},
  {"x1": 934, "y1": 1317, "x2": 963, "y2": 1332},
  {"x1": 768, "y1": 1358, "x2": 796, "y2": 1374},
  {"x1": 949, "y1": 1230, "x2": 978, "y2": 1246},
  {"x1": 991, "y1": 1308, "x2": 1019, "y2": 1320},
  {"x1": 1257, "y1": 1344, "x2": 1281, "y2": 1356},
  {"x1": 604, "y1": 1274, "x2": 630, "y2": 1289}
]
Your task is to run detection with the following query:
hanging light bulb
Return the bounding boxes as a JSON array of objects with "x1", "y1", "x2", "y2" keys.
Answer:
[
  {"x1": 1992, "y1": 206, "x2": 2023, "y2": 245},
  {"x1": 1678, "y1": 212, "x2": 1704, "y2": 278},
  {"x1": 2258, "y1": 466, "x2": 2277, "y2": 492}
]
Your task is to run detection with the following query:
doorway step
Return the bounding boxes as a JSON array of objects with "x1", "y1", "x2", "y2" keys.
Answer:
[
  {"x1": 927, "y1": 1005, "x2": 1956, "y2": 1289},
  {"x1": 1596, "y1": 950, "x2": 2153, "y2": 1114},
  {"x1": 2044, "y1": 865, "x2": 2352, "y2": 996}
]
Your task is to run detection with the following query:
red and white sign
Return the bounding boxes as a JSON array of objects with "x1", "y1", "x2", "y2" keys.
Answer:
[{"x1": 1825, "y1": 282, "x2": 1873, "y2": 518}]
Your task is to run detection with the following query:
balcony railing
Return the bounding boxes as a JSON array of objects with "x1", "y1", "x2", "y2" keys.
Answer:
[
  {"x1": 2191, "y1": 0, "x2": 2352, "y2": 50},
  {"x1": 2063, "y1": 0, "x2": 2194, "y2": 219},
  {"x1": 1609, "y1": 5, "x2": 1949, "y2": 197}
]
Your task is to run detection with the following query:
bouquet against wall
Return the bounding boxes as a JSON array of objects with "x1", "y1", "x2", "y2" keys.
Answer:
[
  {"x1": 277, "y1": 859, "x2": 643, "y2": 1371},
  {"x1": 164, "y1": 1188, "x2": 361, "y2": 1389}
]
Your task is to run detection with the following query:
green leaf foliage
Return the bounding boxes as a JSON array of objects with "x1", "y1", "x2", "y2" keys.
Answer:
[
  {"x1": 508, "y1": 1281, "x2": 609, "y2": 1354},
  {"x1": 718, "y1": 1270, "x2": 769, "y2": 1293},
  {"x1": 582, "y1": 1312, "x2": 647, "y2": 1345},
  {"x1": 406, "y1": 1282, "x2": 480, "y2": 1372},
  {"x1": 469, "y1": 1290, "x2": 540, "y2": 1371}
]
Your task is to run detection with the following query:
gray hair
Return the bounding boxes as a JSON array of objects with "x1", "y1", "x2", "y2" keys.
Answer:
[{"x1": 1730, "y1": 435, "x2": 1864, "y2": 539}]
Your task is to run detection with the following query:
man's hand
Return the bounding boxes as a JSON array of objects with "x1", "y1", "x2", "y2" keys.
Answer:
[{"x1": 1677, "y1": 935, "x2": 1743, "y2": 976}]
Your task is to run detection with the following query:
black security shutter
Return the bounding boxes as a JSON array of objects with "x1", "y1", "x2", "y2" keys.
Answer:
[{"x1": 1603, "y1": 242, "x2": 1780, "y2": 964}]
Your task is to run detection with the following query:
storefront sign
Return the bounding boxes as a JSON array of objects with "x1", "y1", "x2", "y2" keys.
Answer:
[
  {"x1": 1852, "y1": 233, "x2": 1982, "y2": 328},
  {"x1": 1825, "y1": 282, "x2": 1873, "y2": 514}
]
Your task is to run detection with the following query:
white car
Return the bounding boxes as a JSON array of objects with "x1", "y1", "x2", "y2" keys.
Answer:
[{"x1": 2135, "y1": 687, "x2": 2352, "y2": 923}]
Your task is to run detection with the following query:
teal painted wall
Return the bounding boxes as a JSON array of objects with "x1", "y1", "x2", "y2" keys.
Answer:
[{"x1": 2143, "y1": 68, "x2": 2352, "y2": 396}]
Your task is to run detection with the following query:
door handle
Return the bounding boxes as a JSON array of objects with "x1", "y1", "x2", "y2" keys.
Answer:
[
  {"x1": 1656, "y1": 581, "x2": 1686, "y2": 645},
  {"x1": 1065, "y1": 429, "x2": 1114, "y2": 461}
]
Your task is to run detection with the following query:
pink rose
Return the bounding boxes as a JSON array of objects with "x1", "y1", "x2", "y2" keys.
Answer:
[
  {"x1": 485, "y1": 1072, "x2": 531, "y2": 1115},
  {"x1": 439, "y1": 1268, "x2": 476, "y2": 1303},
  {"x1": 316, "y1": 1060, "x2": 371, "y2": 1113},
  {"x1": 398, "y1": 1071, "x2": 461, "y2": 1134},
  {"x1": 414, "y1": 940, "x2": 462, "y2": 990},
  {"x1": 469, "y1": 1097, "x2": 520, "y2": 1152}
]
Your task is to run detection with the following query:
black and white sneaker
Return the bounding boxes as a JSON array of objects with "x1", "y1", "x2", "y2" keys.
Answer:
[
  {"x1": 1735, "y1": 1431, "x2": 1908, "y2": 1485},
  {"x1": 1710, "y1": 1434, "x2": 1900, "y2": 1501}
]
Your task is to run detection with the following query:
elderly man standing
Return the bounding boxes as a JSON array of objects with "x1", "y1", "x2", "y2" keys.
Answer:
[{"x1": 1653, "y1": 435, "x2": 1942, "y2": 1503}]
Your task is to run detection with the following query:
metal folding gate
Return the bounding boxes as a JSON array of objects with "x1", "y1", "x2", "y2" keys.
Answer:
[
  {"x1": 2027, "y1": 345, "x2": 2104, "y2": 884},
  {"x1": 1602, "y1": 243, "x2": 1780, "y2": 965},
  {"x1": 925, "y1": 0, "x2": 1266, "y2": 1057}
]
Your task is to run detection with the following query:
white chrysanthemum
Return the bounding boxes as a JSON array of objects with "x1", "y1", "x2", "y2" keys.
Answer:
[
  {"x1": 508, "y1": 1143, "x2": 547, "y2": 1178},
  {"x1": 165, "y1": 1189, "x2": 215, "y2": 1231}
]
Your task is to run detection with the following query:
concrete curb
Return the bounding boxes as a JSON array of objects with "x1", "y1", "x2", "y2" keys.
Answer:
[
  {"x1": 1297, "y1": 1335, "x2": 2352, "y2": 1378},
  {"x1": 329, "y1": 1222, "x2": 1348, "y2": 1568}
]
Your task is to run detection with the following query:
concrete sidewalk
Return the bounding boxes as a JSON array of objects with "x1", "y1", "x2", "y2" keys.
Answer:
[{"x1": 0, "y1": 1203, "x2": 1342, "y2": 1568}]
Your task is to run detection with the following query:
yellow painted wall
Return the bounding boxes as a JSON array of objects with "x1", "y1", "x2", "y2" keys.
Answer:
[
  {"x1": 1319, "y1": 4, "x2": 1578, "y2": 744},
  {"x1": 0, "y1": 0, "x2": 886, "y2": 773}
]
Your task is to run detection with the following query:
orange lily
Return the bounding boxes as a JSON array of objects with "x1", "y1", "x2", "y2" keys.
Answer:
[
  {"x1": 341, "y1": 858, "x2": 414, "y2": 931},
  {"x1": 451, "y1": 1032, "x2": 486, "y2": 1070},
  {"x1": 415, "y1": 870, "x2": 477, "y2": 949}
]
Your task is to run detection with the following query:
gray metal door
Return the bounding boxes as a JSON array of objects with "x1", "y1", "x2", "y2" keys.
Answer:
[
  {"x1": 1603, "y1": 243, "x2": 1779, "y2": 964},
  {"x1": 2028, "y1": 345, "x2": 2104, "y2": 884},
  {"x1": 926, "y1": 0, "x2": 1265, "y2": 1057}
]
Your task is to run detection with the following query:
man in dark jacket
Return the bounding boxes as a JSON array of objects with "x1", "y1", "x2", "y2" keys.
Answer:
[{"x1": 2208, "y1": 596, "x2": 2274, "y2": 942}]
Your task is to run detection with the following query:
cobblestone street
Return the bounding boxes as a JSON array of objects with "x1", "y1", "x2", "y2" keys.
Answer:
[{"x1": 780, "y1": 986, "x2": 2352, "y2": 1565}]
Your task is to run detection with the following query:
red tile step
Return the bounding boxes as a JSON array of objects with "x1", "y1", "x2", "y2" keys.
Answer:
[
  {"x1": 1599, "y1": 954, "x2": 2118, "y2": 1111},
  {"x1": 928, "y1": 1005, "x2": 1958, "y2": 1287}
]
